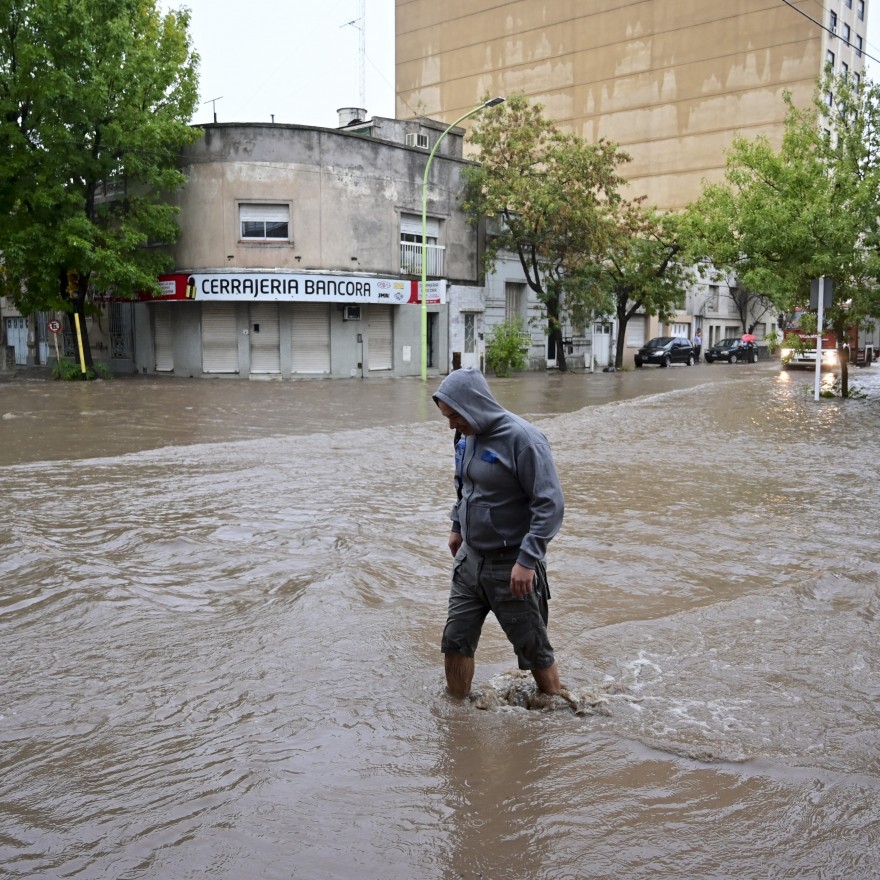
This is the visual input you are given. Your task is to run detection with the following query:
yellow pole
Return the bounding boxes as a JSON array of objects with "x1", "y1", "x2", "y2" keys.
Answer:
[
  {"x1": 421, "y1": 97, "x2": 505, "y2": 381},
  {"x1": 73, "y1": 313, "x2": 88, "y2": 376}
]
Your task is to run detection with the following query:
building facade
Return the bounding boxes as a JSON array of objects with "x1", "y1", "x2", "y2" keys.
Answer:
[
  {"x1": 1, "y1": 113, "x2": 486, "y2": 379},
  {"x1": 396, "y1": 1, "x2": 871, "y2": 366},
  {"x1": 129, "y1": 115, "x2": 482, "y2": 379},
  {"x1": 396, "y1": 0, "x2": 868, "y2": 210}
]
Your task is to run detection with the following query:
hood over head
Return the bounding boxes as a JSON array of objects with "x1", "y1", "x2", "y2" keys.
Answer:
[{"x1": 432, "y1": 368, "x2": 507, "y2": 434}]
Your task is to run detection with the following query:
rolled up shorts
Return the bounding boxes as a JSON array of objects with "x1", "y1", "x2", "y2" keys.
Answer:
[{"x1": 441, "y1": 543, "x2": 555, "y2": 671}]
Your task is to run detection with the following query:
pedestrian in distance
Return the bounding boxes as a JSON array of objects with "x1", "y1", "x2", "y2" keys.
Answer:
[
  {"x1": 693, "y1": 330, "x2": 702, "y2": 363},
  {"x1": 433, "y1": 367, "x2": 565, "y2": 699}
]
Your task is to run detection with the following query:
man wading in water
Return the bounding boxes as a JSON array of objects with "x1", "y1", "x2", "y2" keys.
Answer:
[{"x1": 433, "y1": 368, "x2": 565, "y2": 698}]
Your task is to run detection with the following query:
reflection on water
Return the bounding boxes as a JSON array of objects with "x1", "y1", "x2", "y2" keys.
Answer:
[{"x1": 1, "y1": 363, "x2": 879, "y2": 879}]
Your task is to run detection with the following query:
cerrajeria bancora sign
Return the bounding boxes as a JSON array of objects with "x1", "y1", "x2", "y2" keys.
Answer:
[{"x1": 143, "y1": 273, "x2": 446, "y2": 305}]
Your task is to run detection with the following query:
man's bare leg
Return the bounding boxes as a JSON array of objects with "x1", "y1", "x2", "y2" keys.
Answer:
[
  {"x1": 532, "y1": 661, "x2": 561, "y2": 695},
  {"x1": 444, "y1": 652, "x2": 475, "y2": 698}
]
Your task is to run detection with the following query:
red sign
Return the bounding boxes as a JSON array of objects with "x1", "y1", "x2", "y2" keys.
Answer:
[{"x1": 48, "y1": 320, "x2": 62, "y2": 334}]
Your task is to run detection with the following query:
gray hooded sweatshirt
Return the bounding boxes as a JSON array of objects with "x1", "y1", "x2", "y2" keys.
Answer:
[{"x1": 433, "y1": 368, "x2": 564, "y2": 569}]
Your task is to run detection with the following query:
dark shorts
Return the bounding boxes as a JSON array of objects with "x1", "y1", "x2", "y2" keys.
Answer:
[{"x1": 441, "y1": 544, "x2": 555, "y2": 671}]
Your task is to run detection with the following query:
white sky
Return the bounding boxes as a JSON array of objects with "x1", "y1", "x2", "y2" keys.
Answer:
[
  {"x1": 163, "y1": 0, "x2": 396, "y2": 128},
  {"x1": 166, "y1": 0, "x2": 880, "y2": 128}
]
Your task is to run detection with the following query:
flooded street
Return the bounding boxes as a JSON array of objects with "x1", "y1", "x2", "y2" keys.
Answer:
[{"x1": 2, "y1": 362, "x2": 879, "y2": 879}]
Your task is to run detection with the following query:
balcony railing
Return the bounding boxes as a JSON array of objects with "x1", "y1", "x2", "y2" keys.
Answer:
[{"x1": 400, "y1": 241, "x2": 445, "y2": 277}]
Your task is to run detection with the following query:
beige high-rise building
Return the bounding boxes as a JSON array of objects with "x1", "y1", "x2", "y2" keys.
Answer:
[{"x1": 395, "y1": 0, "x2": 870, "y2": 210}]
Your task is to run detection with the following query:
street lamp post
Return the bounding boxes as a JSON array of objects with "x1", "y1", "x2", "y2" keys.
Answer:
[{"x1": 421, "y1": 96, "x2": 505, "y2": 381}]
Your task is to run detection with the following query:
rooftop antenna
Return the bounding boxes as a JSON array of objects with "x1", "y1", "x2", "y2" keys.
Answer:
[
  {"x1": 204, "y1": 96, "x2": 223, "y2": 123},
  {"x1": 342, "y1": 0, "x2": 366, "y2": 108}
]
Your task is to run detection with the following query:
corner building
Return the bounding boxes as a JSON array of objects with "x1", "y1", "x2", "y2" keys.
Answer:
[
  {"x1": 395, "y1": 0, "x2": 869, "y2": 210},
  {"x1": 131, "y1": 115, "x2": 481, "y2": 379}
]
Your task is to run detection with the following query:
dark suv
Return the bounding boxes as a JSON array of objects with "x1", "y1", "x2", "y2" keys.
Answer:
[
  {"x1": 704, "y1": 338, "x2": 760, "y2": 364},
  {"x1": 634, "y1": 336, "x2": 696, "y2": 368}
]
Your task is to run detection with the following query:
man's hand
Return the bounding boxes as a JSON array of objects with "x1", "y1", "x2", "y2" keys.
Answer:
[
  {"x1": 510, "y1": 562, "x2": 535, "y2": 597},
  {"x1": 448, "y1": 531, "x2": 463, "y2": 557}
]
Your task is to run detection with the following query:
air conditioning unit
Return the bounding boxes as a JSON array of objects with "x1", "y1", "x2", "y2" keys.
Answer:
[
  {"x1": 406, "y1": 132, "x2": 429, "y2": 149},
  {"x1": 343, "y1": 305, "x2": 361, "y2": 321}
]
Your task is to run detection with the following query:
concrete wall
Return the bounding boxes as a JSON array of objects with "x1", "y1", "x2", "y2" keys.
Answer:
[
  {"x1": 130, "y1": 120, "x2": 473, "y2": 379},
  {"x1": 395, "y1": 0, "x2": 866, "y2": 210},
  {"x1": 172, "y1": 122, "x2": 479, "y2": 281}
]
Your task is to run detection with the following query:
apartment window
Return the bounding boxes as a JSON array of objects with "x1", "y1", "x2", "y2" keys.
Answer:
[
  {"x1": 844, "y1": 23, "x2": 851, "y2": 44},
  {"x1": 400, "y1": 213, "x2": 438, "y2": 246},
  {"x1": 830, "y1": 10, "x2": 838, "y2": 32},
  {"x1": 505, "y1": 282, "x2": 527, "y2": 321},
  {"x1": 845, "y1": 0, "x2": 852, "y2": 8},
  {"x1": 842, "y1": 61, "x2": 849, "y2": 76},
  {"x1": 855, "y1": 72, "x2": 861, "y2": 92},
  {"x1": 856, "y1": 34, "x2": 863, "y2": 57},
  {"x1": 728, "y1": 289, "x2": 739, "y2": 316},
  {"x1": 827, "y1": 50, "x2": 835, "y2": 69},
  {"x1": 858, "y1": 0, "x2": 865, "y2": 21},
  {"x1": 239, "y1": 203, "x2": 290, "y2": 241},
  {"x1": 399, "y1": 213, "x2": 443, "y2": 275}
]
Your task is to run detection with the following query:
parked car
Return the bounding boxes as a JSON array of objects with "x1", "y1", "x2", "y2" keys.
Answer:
[
  {"x1": 704, "y1": 338, "x2": 760, "y2": 364},
  {"x1": 634, "y1": 336, "x2": 696, "y2": 368}
]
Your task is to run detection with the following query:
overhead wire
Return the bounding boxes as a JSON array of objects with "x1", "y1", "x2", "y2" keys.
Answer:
[{"x1": 780, "y1": 0, "x2": 880, "y2": 66}]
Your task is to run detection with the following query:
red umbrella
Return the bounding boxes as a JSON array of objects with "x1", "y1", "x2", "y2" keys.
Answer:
[{"x1": 741, "y1": 333, "x2": 756, "y2": 343}]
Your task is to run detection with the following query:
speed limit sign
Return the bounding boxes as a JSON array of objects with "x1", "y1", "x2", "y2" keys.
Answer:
[{"x1": 48, "y1": 319, "x2": 62, "y2": 334}]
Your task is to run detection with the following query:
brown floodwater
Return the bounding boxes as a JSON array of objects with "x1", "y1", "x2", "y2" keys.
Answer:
[{"x1": 1, "y1": 362, "x2": 878, "y2": 879}]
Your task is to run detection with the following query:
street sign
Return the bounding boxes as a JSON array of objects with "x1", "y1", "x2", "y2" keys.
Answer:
[{"x1": 48, "y1": 320, "x2": 62, "y2": 334}]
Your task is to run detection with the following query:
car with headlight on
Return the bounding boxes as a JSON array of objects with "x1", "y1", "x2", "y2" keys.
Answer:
[
  {"x1": 633, "y1": 336, "x2": 696, "y2": 368},
  {"x1": 704, "y1": 338, "x2": 760, "y2": 364}
]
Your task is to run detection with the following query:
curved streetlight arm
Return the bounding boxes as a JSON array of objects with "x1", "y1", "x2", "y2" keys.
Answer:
[{"x1": 421, "y1": 97, "x2": 505, "y2": 381}]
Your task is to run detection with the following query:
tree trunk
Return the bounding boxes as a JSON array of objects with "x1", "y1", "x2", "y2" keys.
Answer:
[
  {"x1": 550, "y1": 324, "x2": 568, "y2": 371},
  {"x1": 614, "y1": 315, "x2": 629, "y2": 368},
  {"x1": 545, "y1": 294, "x2": 567, "y2": 371},
  {"x1": 839, "y1": 347, "x2": 849, "y2": 398}
]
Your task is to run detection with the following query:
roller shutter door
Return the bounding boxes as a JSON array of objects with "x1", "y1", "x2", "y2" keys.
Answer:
[
  {"x1": 202, "y1": 304, "x2": 239, "y2": 373},
  {"x1": 368, "y1": 305, "x2": 393, "y2": 371},
  {"x1": 626, "y1": 317, "x2": 646, "y2": 348},
  {"x1": 154, "y1": 309, "x2": 174, "y2": 372},
  {"x1": 400, "y1": 214, "x2": 440, "y2": 238},
  {"x1": 250, "y1": 303, "x2": 281, "y2": 373},
  {"x1": 291, "y1": 303, "x2": 331, "y2": 373}
]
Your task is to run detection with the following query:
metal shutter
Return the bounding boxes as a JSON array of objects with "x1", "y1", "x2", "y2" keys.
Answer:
[
  {"x1": 400, "y1": 214, "x2": 439, "y2": 238},
  {"x1": 626, "y1": 317, "x2": 646, "y2": 347},
  {"x1": 154, "y1": 309, "x2": 174, "y2": 372},
  {"x1": 202, "y1": 304, "x2": 240, "y2": 373},
  {"x1": 291, "y1": 303, "x2": 331, "y2": 373},
  {"x1": 368, "y1": 305, "x2": 393, "y2": 371},
  {"x1": 249, "y1": 303, "x2": 281, "y2": 373},
  {"x1": 239, "y1": 204, "x2": 289, "y2": 222}
]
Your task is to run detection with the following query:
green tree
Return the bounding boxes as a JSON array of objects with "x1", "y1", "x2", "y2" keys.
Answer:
[
  {"x1": 0, "y1": 0, "x2": 200, "y2": 372},
  {"x1": 586, "y1": 204, "x2": 689, "y2": 369},
  {"x1": 484, "y1": 318, "x2": 529, "y2": 377},
  {"x1": 682, "y1": 72, "x2": 880, "y2": 396},
  {"x1": 462, "y1": 94, "x2": 628, "y2": 372}
]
